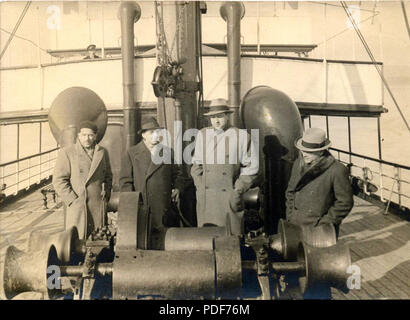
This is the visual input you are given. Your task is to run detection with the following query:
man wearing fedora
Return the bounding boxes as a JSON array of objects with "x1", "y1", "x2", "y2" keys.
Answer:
[
  {"x1": 191, "y1": 99, "x2": 259, "y2": 235},
  {"x1": 119, "y1": 117, "x2": 184, "y2": 234},
  {"x1": 285, "y1": 127, "x2": 353, "y2": 238},
  {"x1": 53, "y1": 121, "x2": 113, "y2": 240}
]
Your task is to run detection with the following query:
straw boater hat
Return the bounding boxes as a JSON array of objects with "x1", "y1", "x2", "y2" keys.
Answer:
[
  {"x1": 203, "y1": 98, "x2": 233, "y2": 116},
  {"x1": 295, "y1": 128, "x2": 332, "y2": 152},
  {"x1": 138, "y1": 117, "x2": 163, "y2": 135}
]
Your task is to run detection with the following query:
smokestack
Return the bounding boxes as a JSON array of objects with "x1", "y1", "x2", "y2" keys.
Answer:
[
  {"x1": 118, "y1": 2, "x2": 141, "y2": 149},
  {"x1": 220, "y1": 2, "x2": 245, "y2": 128}
]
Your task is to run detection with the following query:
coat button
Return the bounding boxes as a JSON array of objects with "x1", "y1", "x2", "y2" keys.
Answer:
[
  {"x1": 205, "y1": 186, "x2": 209, "y2": 190},
  {"x1": 222, "y1": 172, "x2": 227, "y2": 175},
  {"x1": 222, "y1": 189, "x2": 226, "y2": 192}
]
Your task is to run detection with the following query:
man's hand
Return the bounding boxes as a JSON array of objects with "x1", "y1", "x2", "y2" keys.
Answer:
[
  {"x1": 171, "y1": 188, "x2": 180, "y2": 203},
  {"x1": 229, "y1": 189, "x2": 244, "y2": 212}
]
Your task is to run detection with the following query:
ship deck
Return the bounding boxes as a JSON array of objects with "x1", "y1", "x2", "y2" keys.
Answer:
[{"x1": 0, "y1": 189, "x2": 409, "y2": 300}]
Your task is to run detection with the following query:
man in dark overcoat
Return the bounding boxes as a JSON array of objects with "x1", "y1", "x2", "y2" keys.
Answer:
[
  {"x1": 285, "y1": 127, "x2": 353, "y2": 299},
  {"x1": 286, "y1": 127, "x2": 354, "y2": 238},
  {"x1": 53, "y1": 121, "x2": 113, "y2": 240},
  {"x1": 119, "y1": 117, "x2": 184, "y2": 232}
]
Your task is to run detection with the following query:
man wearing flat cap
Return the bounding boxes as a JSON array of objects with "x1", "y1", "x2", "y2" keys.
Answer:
[
  {"x1": 84, "y1": 44, "x2": 100, "y2": 59},
  {"x1": 119, "y1": 117, "x2": 184, "y2": 234},
  {"x1": 285, "y1": 128, "x2": 353, "y2": 238},
  {"x1": 191, "y1": 99, "x2": 259, "y2": 235},
  {"x1": 53, "y1": 121, "x2": 113, "y2": 240}
]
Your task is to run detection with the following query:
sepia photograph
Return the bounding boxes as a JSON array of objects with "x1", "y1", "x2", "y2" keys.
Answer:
[{"x1": 0, "y1": 0, "x2": 409, "y2": 306}]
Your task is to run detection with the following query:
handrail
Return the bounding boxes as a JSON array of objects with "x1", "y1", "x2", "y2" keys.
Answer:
[
  {"x1": 330, "y1": 147, "x2": 410, "y2": 170},
  {"x1": 0, "y1": 147, "x2": 59, "y2": 167},
  {"x1": 0, "y1": 50, "x2": 383, "y2": 72},
  {"x1": 331, "y1": 147, "x2": 409, "y2": 211}
]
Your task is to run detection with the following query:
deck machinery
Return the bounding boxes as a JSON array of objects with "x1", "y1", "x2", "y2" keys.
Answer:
[{"x1": 0, "y1": 2, "x2": 354, "y2": 300}]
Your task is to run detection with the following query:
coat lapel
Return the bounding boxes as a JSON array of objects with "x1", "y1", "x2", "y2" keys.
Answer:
[
  {"x1": 145, "y1": 144, "x2": 165, "y2": 181},
  {"x1": 86, "y1": 144, "x2": 104, "y2": 184},
  {"x1": 294, "y1": 154, "x2": 335, "y2": 191}
]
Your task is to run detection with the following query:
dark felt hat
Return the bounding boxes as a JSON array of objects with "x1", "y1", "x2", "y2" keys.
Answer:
[
  {"x1": 138, "y1": 117, "x2": 163, "y2": 134},
  {"x1": 79, "y1": 120, "x2": 98, "y2": 133}
]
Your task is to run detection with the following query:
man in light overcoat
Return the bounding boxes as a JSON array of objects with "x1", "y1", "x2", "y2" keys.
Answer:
[
  {"x1": 191, "y1": 99, "x2": 259, "y2": 235},
  {"x1": 53, "y1": 121, "x2": 113, "y2": 240}
]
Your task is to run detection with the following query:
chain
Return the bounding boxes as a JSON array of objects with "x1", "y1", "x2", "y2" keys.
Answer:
[
  {"x1": 154, "y1": 1, "x2": 168, "y2": 66},
  {"x1": 168, "y1": 2, "x2": 186, "y2": 64},
  {"x1": 154, "y1": 1, "x2": 187, "y2": 66}
]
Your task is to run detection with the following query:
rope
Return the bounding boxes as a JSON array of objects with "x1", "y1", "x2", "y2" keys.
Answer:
[{"x1": 341, "y1": 1, "x2": 410, "y2": 132}]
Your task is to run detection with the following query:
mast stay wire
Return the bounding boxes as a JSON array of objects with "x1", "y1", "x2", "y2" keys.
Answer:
[
  {"x1": 401, "y1": 1, "x2": 410, "y2": 40},
  {"x1": 0, "y1": 27, "x2": 49, "y2": 54},
  {"x1": 0, "y1": 1, "x2": 32, "y2": 60},
  {"x1": 340, "y1": 1, "x2": 410, "y2": 133},
  {"x1": 316, "y1": 11, "x2": 380, "y2": 46}
]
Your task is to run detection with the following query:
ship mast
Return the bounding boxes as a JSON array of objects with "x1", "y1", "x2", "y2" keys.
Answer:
[{"x1": 152, "y1": 1, "x2": 201, "y2": 170}]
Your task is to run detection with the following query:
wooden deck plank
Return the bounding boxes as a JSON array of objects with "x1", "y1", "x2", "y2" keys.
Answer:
[
  {"x1": 339, "y1": 217, "x2": 398, "y2": 299},
  {"x1": 342, "y1": 213, "x2": 410, "y2": 299},
  {"x1": 351, "y1": 212, "x2": 410, "y2": 296}
]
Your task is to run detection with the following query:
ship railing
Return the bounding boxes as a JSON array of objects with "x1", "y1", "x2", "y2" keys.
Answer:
[
  {"x1": 0, "y1": 117, "x2": 59, "y2": 198},
  {"x1": 330, "y1": 147, "x2": 410, "y2": 214},
  {"x1": 0, "y1": 148, "x2": 59, "y2": 197}
]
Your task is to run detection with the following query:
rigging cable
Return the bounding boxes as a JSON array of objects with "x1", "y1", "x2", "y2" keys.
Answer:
[
  {"x1": 340, "y1": 1, "x2": 410, "y2": 132},
  {"x1": 0, "y1": 27, "x2": 49, "y2": 54},
  {"x1": 401, "y1": 1, "x2": 410, "y2": 40},
  {"x1": 0, "y1": 1, "x2": 32, "y2": 60}
]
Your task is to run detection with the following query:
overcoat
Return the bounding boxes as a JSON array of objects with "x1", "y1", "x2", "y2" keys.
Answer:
[
  {"x1": 191, "y1": 126, "x2": 259, "y2": 234},
  {"x1": 119, "y1": 142, "x2": 184, "y2": 230},
  {"x1": 53, "y1": 142, "x2": 113, "y2": 239},
  {"x1": 285, "y1": 152, "x2": 353, "y2": 234}
]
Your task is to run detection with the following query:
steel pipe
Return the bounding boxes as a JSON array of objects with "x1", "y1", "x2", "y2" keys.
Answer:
[
  {"x1": 113, "y1": 249, "x2": 217, "y2": 299},
  {"x1": 164, "y1": 227, "x2": 228, "y2": 251},
  {"x1": 60, "y1": 263, "x2": 113, "y2": 277},
  {"x1": 118, "y1": 2, "x2": 141, "y2": 149},
  {"x1": 220, "y1": 2, "x2": 245, "y2": 128},
  {"x1": 271, "y1": 262, "x2": 306, "y2": 275}
]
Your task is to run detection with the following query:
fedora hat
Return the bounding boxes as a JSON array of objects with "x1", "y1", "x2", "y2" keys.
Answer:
[
  {"x1": 138, "y1": 117, "x2": 163, "y2": 134},
  {"x1": 295, "y1": 128, "x2": 332, "y2": 152},
  {"x1": 203, "y1": 98, "x2": 233, "y2": 116}
]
